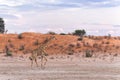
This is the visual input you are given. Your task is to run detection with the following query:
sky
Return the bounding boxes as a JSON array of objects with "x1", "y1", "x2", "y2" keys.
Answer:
[{"x1": 0, "y1": 0, "x2": 120, "y2": 36}]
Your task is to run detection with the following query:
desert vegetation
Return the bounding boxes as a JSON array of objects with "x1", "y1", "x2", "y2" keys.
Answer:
[
  {"x1": 0, "y1": 17, "x2": 120, "y2": 80},
  {"x1": 0, "y1": 31, "x2": 119, "y2": 56}
]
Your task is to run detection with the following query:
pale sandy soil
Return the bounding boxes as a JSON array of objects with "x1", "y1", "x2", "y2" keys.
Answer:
[{"x1": 0, "y1": 54, "x2": 120, "y2": 80}]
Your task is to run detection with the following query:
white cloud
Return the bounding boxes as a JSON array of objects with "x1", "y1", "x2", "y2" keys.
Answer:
[
  {"x1": 28, "y1": 28, "x2": 36, "y2": 32},
  {"x1": 26, "y1": 6, "x2": 120, "y2": 26},
  {"x1": 107, "y1": 30, "x2": 115, "y2": 34},
  {"x1": 0, "y1": 0, "x2": 120, "y2": 35},
  {"x1": 4, "y1": 6, "x2": 119, "y2": 34},
  {"x1": 0, "y1": 0, "x2": 26, "y2": 6},
  {"x1": 48, "y1": 0, "x2": 58, "y2": 3}
]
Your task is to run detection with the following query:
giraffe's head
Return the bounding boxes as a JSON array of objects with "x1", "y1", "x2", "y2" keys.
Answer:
[
  {"x1": 43, "y1": 36, "x2": 57, "y2": 44},
  {"x1": 50, "y1": 36, "x2": 57, "y2": 40}
]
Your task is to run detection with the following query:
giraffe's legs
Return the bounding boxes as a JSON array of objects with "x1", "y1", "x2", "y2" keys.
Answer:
[
  {"x1": 31, "y1": 60, "x2": 33, "y2": 68},
  {"x1": 43, "y1": 56, "x2": 47, "y2": 66},
  {"x1": 41, "y1": 56, "x2": 44, "y2": 69},
  {"x1": 35, "y1": 58, "x2": 39, "y2": 67},
  {"x1": 41, "y1": 50, "x2": 48, "y2": 69},
  {"x1": 29, "y1": 56, "x2": 33, "y2": 68}
]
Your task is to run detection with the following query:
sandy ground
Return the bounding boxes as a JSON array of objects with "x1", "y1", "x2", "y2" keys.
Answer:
[{"x1": 0, "y1": 54, "x2": 120, "y2": 80}]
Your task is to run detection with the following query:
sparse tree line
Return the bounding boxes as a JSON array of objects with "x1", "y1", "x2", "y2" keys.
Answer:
[{"x1": 48, "y1": 29, "x2": 86, "y2": 37}]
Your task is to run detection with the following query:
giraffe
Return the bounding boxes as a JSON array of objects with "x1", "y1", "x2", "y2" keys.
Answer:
[{"x1": 29, "y1": 36, "x2": 56, "y2": 68}]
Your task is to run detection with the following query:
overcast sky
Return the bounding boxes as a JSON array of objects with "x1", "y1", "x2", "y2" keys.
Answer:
[{"x1": 0, "y1": 0, "x2": 120, "y2": 36}]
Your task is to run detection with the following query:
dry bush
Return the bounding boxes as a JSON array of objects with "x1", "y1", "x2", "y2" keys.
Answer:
[
  {"x1": 92, "y1": 36, "x2": 103, "y2": 40},
  {"x1": 88, "y1": 35, "x2": 92, "y2": 39},
  {"x1": 118, "y1": 37, "x2": 120, "y2": 40},
  {"x1": 33, "y1": 39, "x2": 39, "y2": 46},
  {"x1": 69, "y1": 44, "x2": 75, "y2": 48},
  {"x1": 78, "y1": 50, "x2": 81, "y2": 53},
  {"x1": 101, "y1": 41, "x2": 104, "y2": 44},
  {"x1": 9, "y1": 43, "x2": 14, "y2": 48},
  {"x1": 93, "y1": 43, "x2": 98, "y2": 48},
  {"x1": 95, "y1": 37, "x2": 98, "y2": 40},
  {"x1": 91, "y1": 50, "x2": 94, "y2": 53},
  {"x1": 19, "y1": 45, "x2": 25, "y2": 51},
  {"x1": 18, "y1": 33, "x2": 23, "y2": 39},
  {"x1": 104, "y1": 36, "x2": 108, "y2": 39},
  {"x1": 86, "y1": 42, "x2": 90, "y2": 47},
  {"x1": 106, "y1": 41, "x2": 110, "y2": 44},
  {"x1": 53, "y1": 44, "x2": 58, "y2": 46},
  {"x1": 114, "y1": 37, "x2": 117, "y2": 40},
  {"x1": 59, "y1": 45, "x2": 64, "y2": 49},
  {"x1": 116, "y1": 46, "x2": 120, "y2": 49},
  {"x1": 104, "y1": 50, "x2": 107, "y2": 53},
  {"x1": 77, "y1": 37, "x2": 83, "y2": 41},
  {"x1": 8, "y1": 39, "x2": 11, "y2": 42},
  {"x1": 23, "y1": 49, "x2": 32, "y2": 54},
  {"x1": 67, "y1": 51, "x2": 74, "y2": 55},
  {"x1": 112, "y1": 45, "x2": 115, "y2": 47},
  {"x1": 76, "y1": 43, "x2": 81, "y2": 48},
  {"x1": 113, "y1": 53, "x2": 118, "y2": 57}
]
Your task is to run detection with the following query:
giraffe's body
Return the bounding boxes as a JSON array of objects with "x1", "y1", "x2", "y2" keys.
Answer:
[{"x1": 29, "y1": 36, "x2": 56, "y2": 68}]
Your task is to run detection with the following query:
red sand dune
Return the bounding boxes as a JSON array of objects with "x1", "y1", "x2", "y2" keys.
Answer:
[{"x1": 0, "y1": 32, "x2": 120, "y2": 55}]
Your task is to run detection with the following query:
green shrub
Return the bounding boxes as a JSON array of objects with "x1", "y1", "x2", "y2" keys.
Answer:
[
  {"x1": 60, "y1": 33, "x2": 66, "y2": 35},
  {"x1": 6, "y1": 51, "x2": 12, "y2": 56},
  {"x1": 4, "y1": 45, "x2": 12, "y2": 56},
  {"x1": 73, "y1": 29, "x2": 86, "y2": 36},
  {"x1": 48, "y1": 31, "x2": 56, "y2": 35},
  {"x1": 85, "y1": 50, "x2": 92, "y2": 57}
]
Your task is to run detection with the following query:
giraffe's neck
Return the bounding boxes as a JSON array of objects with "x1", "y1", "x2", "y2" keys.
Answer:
[{"x1": 38, "y1": 37, "x2": 54, "y2": 50}]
